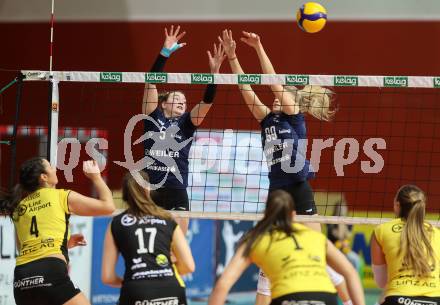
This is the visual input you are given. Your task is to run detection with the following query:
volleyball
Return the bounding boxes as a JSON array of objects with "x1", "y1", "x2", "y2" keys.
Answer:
[{"x1": 296, "y1": 2, "x2": 327, "y2": 33}]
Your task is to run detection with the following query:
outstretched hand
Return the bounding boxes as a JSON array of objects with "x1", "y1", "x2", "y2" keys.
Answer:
[
  {"x1": 83, "y1": 160, "x2": 102, "y2": 181},
  {"x1": 68, "y1": 233, "x2": 87, "y2": 249},
  {"x1": 240, "y1": 31, "x2": 261, "y2": 48},
  {"x1": 162, "y1": 25, "x2": 187, "y2": 56},
  {"x1": 208, "y1": 42, "x2": 226, "y2": 74},
  {"x1": 218, "y1": 29, "x2": 236, "y2": 59}
]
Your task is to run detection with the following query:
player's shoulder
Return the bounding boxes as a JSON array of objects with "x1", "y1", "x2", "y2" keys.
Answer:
[
  {"x1": 377, "y1": 218, "x2": 402, "y2": 231},
  {"x1": 293, "y1": 223, "x2": 327, "y2": 240},
  {"x1": 111, "y1": 210, "x2": 135, "y2": 227}
]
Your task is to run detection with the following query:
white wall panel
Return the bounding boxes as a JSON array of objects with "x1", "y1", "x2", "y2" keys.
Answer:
[{"x1": 1, "y1": 0, "x2": 440, "y2": 22}]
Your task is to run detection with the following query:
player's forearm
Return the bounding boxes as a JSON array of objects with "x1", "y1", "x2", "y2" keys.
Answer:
[
  {"x1": 143, "y1": 53, "x2": 168, "y2": 113},
  {"x1": 228, "y1": 57, "x2": 251, "y2": 91},
  {"x1": 255, "y1": 43, "x2": 276, "y2": 75},
  {"x1": 91, "y1": 177, "x2": 114, "y2": 212},
  {"x1": 255, "y1": 44, "x2": 285, "y2": 98},
  {"x1": 102, "y1": 272, "x2": 123, "y2": 288},
  {"x1": 208, "y1": 281, "x2": 229, "y2": 305}
]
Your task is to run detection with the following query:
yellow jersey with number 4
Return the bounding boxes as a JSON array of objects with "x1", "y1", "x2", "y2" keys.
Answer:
[
  {"x1": 250, "y1": 223, "x2": 336, "y2": 299},
  {"x1": 13, "y1": 188, "x2": 71, "y2": 266},
  {"x1": 374, "y1": 218, "x2": 440, "y2": 297}
]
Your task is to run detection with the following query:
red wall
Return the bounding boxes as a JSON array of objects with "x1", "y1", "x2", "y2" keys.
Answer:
[{"x1": 1, "y1": 21, "x2": 439, "y2": 214}]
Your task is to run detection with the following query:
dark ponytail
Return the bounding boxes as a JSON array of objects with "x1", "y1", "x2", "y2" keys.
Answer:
[
  {"x1": 0, "y1": 157, "x2": 46, "y2": 218},
  {"x1": 240, "y1": 190, "x2": 296, "y2": 256}
]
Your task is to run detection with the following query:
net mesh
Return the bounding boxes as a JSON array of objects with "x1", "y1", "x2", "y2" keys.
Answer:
[{"x1": 2, "y1": 71, "x2": 439, "y2": 225}]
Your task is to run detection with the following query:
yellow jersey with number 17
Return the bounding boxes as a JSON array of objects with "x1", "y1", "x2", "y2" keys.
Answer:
[
  {"x1": 13, "y1": 188, "x2": 71, "y2": 266},
  {"x1": 374, "y1": 218, "x2": 440, "y2": 297}
]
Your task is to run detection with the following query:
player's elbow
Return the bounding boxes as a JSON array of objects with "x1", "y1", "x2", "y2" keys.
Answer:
[
  {"x1": 177, "y1": 260, "x2": 195, "y2": 275},
  {"x1": 187, "y1": 261, "x2": 196, "y2": 273},
  {"x1": 372, "y1": 264, "x2": 388, "y2": 289},
  {"x1": 101, "y1": 271, "x2": 114, "y2": 286},
  {"x1": 101, "y1": 200, "x2": 116, "y2": 215}
]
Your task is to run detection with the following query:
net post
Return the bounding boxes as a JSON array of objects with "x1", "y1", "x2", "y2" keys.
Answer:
[
  {"x1": 46, "y1": 76, "x2": 53, "y2": 163},
  {"x1": 47, "y1": 77, "x2": 59, "y2": 167},
  {"x1": 9, "y1": 73, "x2": 25, "y2": 189}
]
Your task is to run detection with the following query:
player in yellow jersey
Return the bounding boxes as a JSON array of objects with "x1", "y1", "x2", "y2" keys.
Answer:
[
  {"x1": 208, "y1": 190, "x2": 365, "y2": 305},
  {"x1": 0, "y1": 157, "x2": 115, "y2": 305},
  {"x1": 371, "y1": 185, "x2": 440, "y2": 305}
]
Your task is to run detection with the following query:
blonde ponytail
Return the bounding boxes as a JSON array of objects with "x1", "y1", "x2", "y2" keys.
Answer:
[
  {"x1": 397, "y1": 185, "x2": 435, "y2": 277},
  {"x1": 287, "y1": 85, "x2": 336, "y2": 121}
]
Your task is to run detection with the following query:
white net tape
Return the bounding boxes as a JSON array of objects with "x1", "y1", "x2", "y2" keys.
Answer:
[{"x1": 22, "y1": 70, "x2": 440, "y2": 88}]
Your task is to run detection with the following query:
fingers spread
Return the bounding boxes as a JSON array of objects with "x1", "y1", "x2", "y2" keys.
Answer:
[{"x1": 176, "y1": 31, "x2": 186, "y2": 40}]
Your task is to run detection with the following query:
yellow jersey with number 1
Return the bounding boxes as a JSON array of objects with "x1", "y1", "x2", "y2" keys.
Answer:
[
  {"x1": 13, "y1": 188, "x2": 71, "y2": 266},
  {"x1": 250, "y1": 223, "x2": 336, "y2": 299}
]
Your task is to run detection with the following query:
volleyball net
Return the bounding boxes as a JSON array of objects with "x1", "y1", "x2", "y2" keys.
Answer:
[{"x1": 2, "y1": 70, "x2": 440, "y2": 225}]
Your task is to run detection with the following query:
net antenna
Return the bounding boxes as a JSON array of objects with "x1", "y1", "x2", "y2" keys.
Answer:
[{"x1": 47, "y1": 0, "x2": 59, "y2": 167}]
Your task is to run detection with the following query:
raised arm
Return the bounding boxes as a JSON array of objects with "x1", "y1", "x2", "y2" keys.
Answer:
[
  {"x1": 241, "y1": 31, "x2": 299, "y2": 115},
  {"x1": 190, "y1": 42, "x2": 226, "y2": 126},
  {"x1": 68, "y1": 160, "x2": 115, "y2": 216},
  {"x1": 219, "y1": 29, "x2": 270, "y2": 122},
  {"x1": 142, "y1": 25, "x2": 187, "y2": 115}
]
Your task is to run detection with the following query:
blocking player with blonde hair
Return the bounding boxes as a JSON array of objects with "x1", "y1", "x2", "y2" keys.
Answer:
[{"x1": 218, "y1": 29, "x2": 352, "y2": 305}]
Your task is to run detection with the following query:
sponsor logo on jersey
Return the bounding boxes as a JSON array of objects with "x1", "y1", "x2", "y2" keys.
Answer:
[
  {"x1": 156, "y1": 254, "x2": 169, "y2": 267},
  {"x1": 100, "y1": 72, "x2": 122, "y2": 82},
  {"x1": 278, "y1": 129, "x2": 291, "y2": 134},
  {"x1": 434, "y1": 77, "x2": 440, "y2": 88},
  {"x1": 17, "y1": 204, "x2": 27, "y2": 216},
  {"x1": 121, "y1": 214, "x2": 137, "y2": 226},
  {"x1": 131, "y1": 257, "x2": 147, "y2": 270},
  {"x1": 392, "y1": 223, "x2": 404, "y2": 233}
]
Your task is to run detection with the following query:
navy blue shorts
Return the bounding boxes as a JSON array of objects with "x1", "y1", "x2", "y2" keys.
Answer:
[
  {"x1": 151, "y1": 188, "x2": 189, "y2": 211},
  {"x1": 270, "y1": 180, "x2": 317, "y2": 215}
]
